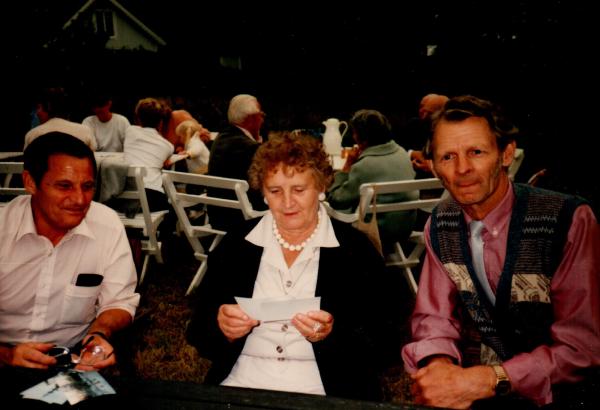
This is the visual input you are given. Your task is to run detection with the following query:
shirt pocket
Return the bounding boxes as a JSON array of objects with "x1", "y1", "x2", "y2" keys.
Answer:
[{"x1": 60, "y1": 284, "x2": 100, "y2": 325}]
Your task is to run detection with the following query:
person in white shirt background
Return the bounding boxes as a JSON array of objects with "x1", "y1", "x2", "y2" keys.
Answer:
[{"x1": 82, "y1": 95, "x2": 130, "y2": 152}]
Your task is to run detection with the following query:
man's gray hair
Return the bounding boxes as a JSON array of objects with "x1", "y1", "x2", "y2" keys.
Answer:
[{"x1": 227, "y1": 94, "x2": 260, "y2": 125}]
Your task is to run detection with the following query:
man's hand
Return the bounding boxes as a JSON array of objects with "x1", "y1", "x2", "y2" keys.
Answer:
[
  {"x1": 74, "y1": 333, "x2": 116, "y2": 371},
  {"x1": 1, "y1": 342, "x2": 57, "y2": 369},
  {"x1": 411, "y1": 357, "x2": 496, "y2": 409},
  {"x1": 217, "y1": 304, "x2": 259, "y2": 342}
]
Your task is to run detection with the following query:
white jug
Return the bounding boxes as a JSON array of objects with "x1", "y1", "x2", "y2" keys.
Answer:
[{"x1": 322, "y1": 118, "x2": 348, "y2": 156}]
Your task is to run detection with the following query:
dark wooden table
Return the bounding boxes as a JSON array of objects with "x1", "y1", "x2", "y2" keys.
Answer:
[{"x1": 3, "y1": 368, "x2": 432, "y2": 410}]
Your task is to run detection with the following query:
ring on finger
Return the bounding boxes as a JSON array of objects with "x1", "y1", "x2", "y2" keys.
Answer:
[{"x1": 312, "y1": 322, "x2": 322, "y2": 334}]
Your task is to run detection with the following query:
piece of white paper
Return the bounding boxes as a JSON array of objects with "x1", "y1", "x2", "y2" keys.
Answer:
[{"x1": 235, "y1": 296, "x2": 321, "y2": 322}]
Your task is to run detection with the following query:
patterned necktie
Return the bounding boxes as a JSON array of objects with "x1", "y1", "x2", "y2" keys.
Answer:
[{"x1": 469, "y1": 220, "x2": 496, "y2": 305}]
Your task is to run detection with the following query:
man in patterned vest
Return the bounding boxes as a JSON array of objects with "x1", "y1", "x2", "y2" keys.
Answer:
[{"x1": 401, "y1": 95, "x2": 600, "y2": 409}]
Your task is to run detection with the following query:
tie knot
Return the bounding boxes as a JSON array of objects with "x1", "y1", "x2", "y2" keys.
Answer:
[{"x1": 470, "y1": 220, "x2": 485, "y2": 238}]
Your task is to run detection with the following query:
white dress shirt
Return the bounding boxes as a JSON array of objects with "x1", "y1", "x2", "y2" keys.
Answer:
[
  {"x1": 124, "y1": 125, "x2": 174, "y2": 193},
  {"x1": 0, "y1": 196, "x2": 140, "y2": 347},
  {"x1": 221, "y1": 205, "x2": 339, "y2": 394}
]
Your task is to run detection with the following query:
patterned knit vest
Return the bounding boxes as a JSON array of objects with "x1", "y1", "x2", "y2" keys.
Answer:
[{"x1": 430, "y1": 183, "x2": 585, "y2": 365}]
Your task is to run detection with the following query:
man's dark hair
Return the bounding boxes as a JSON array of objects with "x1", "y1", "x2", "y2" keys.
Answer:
[
  {"x1": 24, "y1": 132, "x2": 97, "y2": 186},
  {"x1": 425, "y1": 95, "x2": 519, "y2": 159},
  {"x1": 350, "y1": 109, "x2": 392, "y2": 147},
  {"x1": 38, "y1": 87, "x2": 70, "y2": 119}
]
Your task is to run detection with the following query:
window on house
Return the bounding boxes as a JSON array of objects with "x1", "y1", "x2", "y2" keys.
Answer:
[{"x1": 94, "y1": 10, "x2": 115, "y2": 37}]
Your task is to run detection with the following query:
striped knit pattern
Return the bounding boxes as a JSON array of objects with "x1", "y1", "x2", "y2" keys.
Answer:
[{"x1": 430, "y1": 183, "x2": 585, "y2": 365}]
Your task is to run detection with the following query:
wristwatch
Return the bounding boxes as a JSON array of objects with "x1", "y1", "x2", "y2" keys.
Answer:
[{"x1": 491, "y1": 365, "x2": 511, "y2": 396}]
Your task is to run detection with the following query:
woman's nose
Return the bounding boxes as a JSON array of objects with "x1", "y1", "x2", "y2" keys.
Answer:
[{"x1": 283, "y1": 192, "x2": 295, "y2": 208}]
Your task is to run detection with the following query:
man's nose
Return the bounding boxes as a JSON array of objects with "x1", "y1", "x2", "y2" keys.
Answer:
[
  {"x1": 71, "y1": 187, "x2": 87, "y2": 205},
  {"x1": 456, "y1": 155, "x2": 472, "y2": 174}
]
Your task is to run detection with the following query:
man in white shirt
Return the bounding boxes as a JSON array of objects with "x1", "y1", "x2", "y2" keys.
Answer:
[
  {"x1": 82, "y1": 96, "x2": 130, "y2": 152},
  {"x1": 0, "y1": 132, "x2": 139, "y2": 370}
]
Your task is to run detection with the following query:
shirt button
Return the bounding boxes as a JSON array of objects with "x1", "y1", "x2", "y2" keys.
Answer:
[
  {"x1": 277, "y1": 357, "x2": 285, "y2": 361},
  {"x1": 276, "y1": 345, "x2": 283, "y2": 353},
  {"x1": 285, "y1": 280, "x2": 292, "y2": 288},
  {"x1": 281, "y1": 324, "x2": 288, "y2": 331}
]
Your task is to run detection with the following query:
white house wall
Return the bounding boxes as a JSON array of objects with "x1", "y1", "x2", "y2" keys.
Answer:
[{"x1": 105, "y1": 10, "x2": 159, "y2": 52}]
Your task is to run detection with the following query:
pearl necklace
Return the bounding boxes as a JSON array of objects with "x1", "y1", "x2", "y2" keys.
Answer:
[{"x1": 272, "y1": 213, "x2": 321, "y2": 252}]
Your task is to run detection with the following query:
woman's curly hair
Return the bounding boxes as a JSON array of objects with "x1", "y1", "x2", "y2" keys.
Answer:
[{"x1": 249, "y1": 130, "x2": 334, "y2": 191}]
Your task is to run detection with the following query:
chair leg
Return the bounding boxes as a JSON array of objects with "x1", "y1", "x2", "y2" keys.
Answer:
[
  {"x1": 394, "y1": 242, "x2": 419, "y2": 295},
  {"x1": 385, "y1": 241, "x2": 419, "y2": 295},
  {"x1": 186, "y1": 260, "x2": 208, "y2": 296},
  {"x1": 155, "y1": 242, "x2": 164, "y2": 264},
  {"x1": 403, "y1": 266, "x2": 419, "y2": 295},
  {"x1": 139, "y1": 254, "x2": 151, "y2": 285}
]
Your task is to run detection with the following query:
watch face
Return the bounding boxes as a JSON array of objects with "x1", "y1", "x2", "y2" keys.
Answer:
[{"x1": 496, "y1": 379, "x2": 511, "y2": 396}]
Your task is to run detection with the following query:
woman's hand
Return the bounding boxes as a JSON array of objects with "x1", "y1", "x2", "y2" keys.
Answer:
[
  {"x1": 217, "y1": 304, "x2": 260, "y2": 342},
  {"x1": 292, "y1": 310, "x2": 334, "y2": 342}
]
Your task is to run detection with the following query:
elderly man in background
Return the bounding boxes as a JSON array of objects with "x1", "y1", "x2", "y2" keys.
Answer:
[
  {"x1": 0, "y1": 132, "x2": 139, "y2": 371},
  {"x1": 207, "y1": 93, "x2": 267, "y2": 233}
]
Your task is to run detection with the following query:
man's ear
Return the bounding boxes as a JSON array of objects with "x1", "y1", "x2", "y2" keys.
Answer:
[
  {"x1": 22, "y1": 170, "x2": 37, "y2": 195},
  {"x1": 428, "y1": 160, "x2": 437, "y2": 177},
  {"x1": 502, "y1": 141, "x2": 517, "y2": 168}
]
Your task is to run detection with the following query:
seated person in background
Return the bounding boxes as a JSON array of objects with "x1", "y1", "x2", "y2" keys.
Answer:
[
  {"x1": 175, "y1": 119, "x2": 211, "y2": 174},
  {"x1": 82, "y1": 95, "x2": 130, "y2": 152},
  {"x1": 402, "y1": 95, "x2": 600, "y2": 409},
  {"x1": 0, "y1": 132, "x2": 139, "y2": 370},
  {"x1": 207, "y1": 94, "x2": 267, "y2": 233},
  {"x1": 24, "y1": 87, "x2": 97, "y2": 151},
  {"x1": 123, "y1": 97, "x2": 174, "y2": 213},
  {"x1": 327, "y1": 109, "x2": 418, "y2": 249},
  {"x1": 186, "y1": 131, "x2": 399, "y2": 400},
  {"x1": 160, "y1": 103, "x2": 195, "y2": 152},
  {"x1": 404, "y1": 93, "x2": 449, "y2": 174}
]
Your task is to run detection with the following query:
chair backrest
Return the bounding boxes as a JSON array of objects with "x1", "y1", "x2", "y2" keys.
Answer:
[
  {"x1": 0, "y1": 162, "x2": 27, "y2": 200},
  {"x1": 162, "y1": 170, "x2": 266, "y2": 295},
  {"x1": 508, "y1": 148, "x2": 524, "y2": 181},
  {"x1": 162, "y1": 170, "x2": 265, "y2": 222},
  {"x1": 357, "y1": 178, "x2": 445, "y2": 221},
  {"x1": 162, "y1": 170, "x2": 266, "y2": 254},
  {"x1": 356, "y1": 178, "x2": 445, "y2": 295}
]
